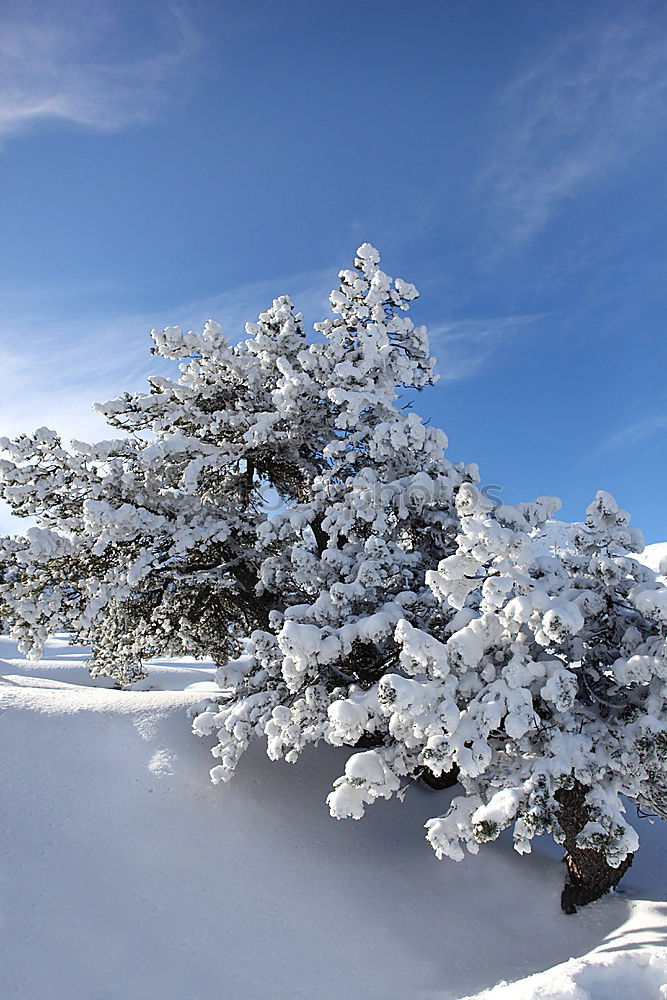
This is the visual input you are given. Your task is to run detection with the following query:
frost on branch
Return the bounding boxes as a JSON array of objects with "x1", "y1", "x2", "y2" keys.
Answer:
[{"x1": 1, "y1": 245, "x2": 665, "y2": 912}]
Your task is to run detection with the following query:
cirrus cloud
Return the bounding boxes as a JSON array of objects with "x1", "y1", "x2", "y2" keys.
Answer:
[
  {"x1": 483, "y1": 5, "x2": 667, "y2": 245},
  {"x1": 0, "y1": 1, "x2": 199, "y2": 144}
]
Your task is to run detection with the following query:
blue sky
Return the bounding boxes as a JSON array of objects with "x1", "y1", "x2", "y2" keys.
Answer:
[{"x1": 1, "y1": 0, "x2": 666, "y2": 541}]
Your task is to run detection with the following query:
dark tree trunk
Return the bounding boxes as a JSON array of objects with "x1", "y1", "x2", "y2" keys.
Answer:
[
  {"x1": 418, "y1": 763, "x2": 460, "y2": 790},
  {"x1": 556, "y1": 781, "x2": 633, "y2": 914},
  {"x1": 352, "y1": 731, "x2": 386, "y2": 750}
]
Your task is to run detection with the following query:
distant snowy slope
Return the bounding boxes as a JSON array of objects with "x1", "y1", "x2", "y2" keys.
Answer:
[
  {"x1": 638, "y1": 542, "x2": 667, "y2": 576},
  {"x1": 2, "y1": 636, "x2": 666, "y2": 1000}
]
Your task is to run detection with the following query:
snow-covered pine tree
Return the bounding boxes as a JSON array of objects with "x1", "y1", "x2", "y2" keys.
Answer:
[
  {"x1": 190, "y1": 247, "x2": 667, "y2": 911},
  {"x1": 0, "y1": 296, "x2": 319, "y2": 684},
  {"x1": 1, "y1": 244, "x2": 665, "y2": 911},
  {"x1": 191, "y1": 243, "x2": 476, "y2": 779},
  {"x1": 326, "y1": 484, "x2": 667, "y2": 911}
]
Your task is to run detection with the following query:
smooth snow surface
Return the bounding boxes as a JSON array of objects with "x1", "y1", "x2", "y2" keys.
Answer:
[
  {"x1": 2, "y1": 634, "x2": 666, "y2": 1000},
  {"x1": 640, "y1": 542, "x2": 667, "y2": 576}
]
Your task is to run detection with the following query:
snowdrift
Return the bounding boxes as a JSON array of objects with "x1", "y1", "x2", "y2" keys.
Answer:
[{"x1": 2, "y1": 632, "x2": 666, "y2": 1000}]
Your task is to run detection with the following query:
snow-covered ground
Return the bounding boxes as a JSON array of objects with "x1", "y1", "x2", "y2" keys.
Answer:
[
  {"x1": 2, "y1": 538, "x2": 666, "y2": 1000},
  {"x1": 640, "y1": 542, "x2": 667, "y2": 577}
]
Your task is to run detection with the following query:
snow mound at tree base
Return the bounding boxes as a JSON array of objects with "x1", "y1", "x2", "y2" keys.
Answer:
[{"x1": 2, "y1": 634, "x2": 666, "y2": 1000}]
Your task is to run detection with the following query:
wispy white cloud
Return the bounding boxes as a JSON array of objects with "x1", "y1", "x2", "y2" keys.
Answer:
[
  {"x1": 429, "y1": 314, "x2": 546, "y2": 381},
  {"x1": 483, "y1": 6, "x2": 667, "y2": 244},
  {"x1": 585, "y1": 414, "x2": 667, "y2": 463},
  {"x1": 0, "y1": 2, "x2": 199, "y2": 143}
]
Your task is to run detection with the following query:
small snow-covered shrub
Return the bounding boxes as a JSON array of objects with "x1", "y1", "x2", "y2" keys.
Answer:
[{"x1": 1, "y1": 246, "x2": 665, "y2": 911}]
